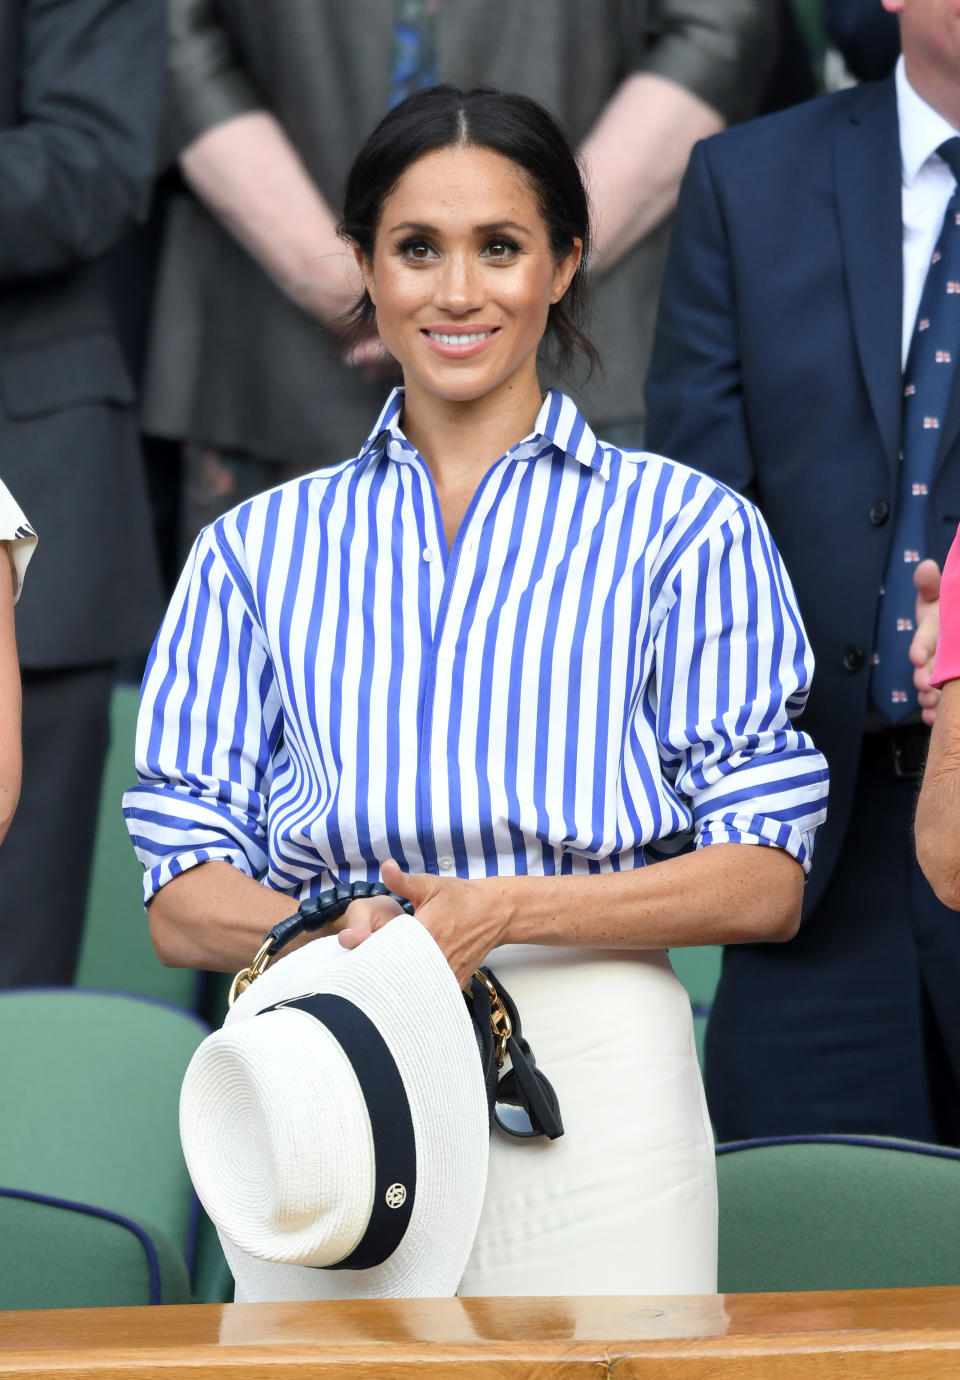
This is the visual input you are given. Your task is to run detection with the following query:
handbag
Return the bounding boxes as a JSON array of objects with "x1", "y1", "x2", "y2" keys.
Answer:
[{"x1": 230, "y1": 881, "x2": 563, "y2": 1140}]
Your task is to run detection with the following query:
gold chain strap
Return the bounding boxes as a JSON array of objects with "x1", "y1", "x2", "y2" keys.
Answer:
[{"x1": 471, "y1": 968, "x2": 512, "y2": 1067}]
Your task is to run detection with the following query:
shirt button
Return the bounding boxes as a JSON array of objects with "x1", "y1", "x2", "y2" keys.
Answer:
[
  {"x1": 438, "y1": 856, "x2": 453, "y2": 871},
  {"x1": 842, "y1": 644, "x2": 865, "y2": 673},
  {"x1": 869, "y1": 500, "x2": 890, "y2": 526},
  {"x1": 438, "y1": 648, "x2": 454, "y2": 664},
  {"x1": 422, "y1": 547, "x2": 433, "y2": 562}
]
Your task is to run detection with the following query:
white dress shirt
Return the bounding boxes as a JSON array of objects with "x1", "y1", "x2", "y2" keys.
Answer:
[{"x1": 898, "y1": 56, "x2": 960, "y2": 368}]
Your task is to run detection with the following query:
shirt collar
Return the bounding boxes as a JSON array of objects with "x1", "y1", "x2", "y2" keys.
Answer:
[
  {"x1": 358, "y1": 387, "x2": 610, "y2": 478},
  {"x1": 896, "y1": 54, "x2": 960, "y2": 188}
]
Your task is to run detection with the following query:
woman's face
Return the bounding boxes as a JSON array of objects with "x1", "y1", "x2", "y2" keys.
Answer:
[{"x1": 358, "y1": 144, "x2": 581, "y2": 409}]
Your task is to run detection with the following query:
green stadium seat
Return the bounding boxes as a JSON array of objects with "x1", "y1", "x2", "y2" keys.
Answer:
[
  {"x1": 0, "y1": 990, "x2": 206, "y2": 1282},
  {"x1": 0, "y1": 1188, "x2": 190, "y2": 1308},
  {"x1": 717, "y1": 1135, "x2": 960, "y2": 1293}
]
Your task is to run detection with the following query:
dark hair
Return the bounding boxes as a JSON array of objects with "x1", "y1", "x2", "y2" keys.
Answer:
[{"x1": 339, "y1": 85, "x2": 598, "y2": 373}]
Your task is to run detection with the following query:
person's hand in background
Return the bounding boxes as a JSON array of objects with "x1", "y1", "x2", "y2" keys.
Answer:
[{"x1": 911, "y1": 558, "x2": 942, "y2": 725}]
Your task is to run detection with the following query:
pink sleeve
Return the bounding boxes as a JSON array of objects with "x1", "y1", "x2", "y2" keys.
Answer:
[{"x1": 931, "y1": 524, "x2": 960, "y2": 688}]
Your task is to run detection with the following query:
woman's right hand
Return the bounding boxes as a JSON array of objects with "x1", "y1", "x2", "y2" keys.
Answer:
[{"x1": 337, "y1": 892, "x2": 406, "y2": 947}]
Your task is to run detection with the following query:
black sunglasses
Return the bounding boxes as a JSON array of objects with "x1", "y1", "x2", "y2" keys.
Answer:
[{"x1": 493, "y1": 984, "x2": 564, "y2": 1141}]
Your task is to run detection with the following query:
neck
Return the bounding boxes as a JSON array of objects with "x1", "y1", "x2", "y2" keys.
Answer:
[
  {"x1": 400, "y1": 371, "x2": 544, "y2": 488},
  {"x1": 903, "y1": 52, "x2": 960, "y2": 135}
]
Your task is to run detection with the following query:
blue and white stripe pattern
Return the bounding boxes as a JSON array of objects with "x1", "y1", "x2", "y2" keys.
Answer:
[{"x1": 124, "y1": 389, "x2": 828, "y2": 904}]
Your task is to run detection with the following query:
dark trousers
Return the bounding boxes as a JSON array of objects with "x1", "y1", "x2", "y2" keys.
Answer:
[
  {"x1": 0, "y1": 665, "x2": 113, "y2": 987},
  {"x1": 705, "y1": 733, "x2": 960, "y2": 1146}
]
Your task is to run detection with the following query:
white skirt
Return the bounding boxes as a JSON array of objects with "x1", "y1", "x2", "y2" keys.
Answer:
[{"x1": 457, "y1": 945, "x2": 717, "y2": 1297}]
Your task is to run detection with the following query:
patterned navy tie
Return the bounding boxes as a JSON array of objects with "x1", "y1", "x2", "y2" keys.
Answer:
[{"x1": 871, "y1": 136, "x2": 960, "y2": 722}]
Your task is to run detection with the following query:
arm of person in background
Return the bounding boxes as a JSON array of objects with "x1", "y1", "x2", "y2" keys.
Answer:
[
  {"x1": 910, "y1": 558, "x2": 941, "y2": 725},
  {"x1": 178, "y1": 114, "x2": 365, "y2": 336},
  {"x1": 579, "y1": 0, "x2": 777, "y2": 273},
  {"x1": 167, "y1": 0, "x2": 380, "y2": 361},
  {"x1": 644, "y1": 138, "x2": 757, "y2": 497},
  {"x1": 0, "y1": 0, "x2": 164, "y2": 281},
  {"x1": 0, "y1": 550, "x2": 20, "y2": 845}
]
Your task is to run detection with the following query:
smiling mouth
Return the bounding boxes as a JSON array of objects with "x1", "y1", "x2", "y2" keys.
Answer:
[{"x1": 423, "y1": 328, "x2": 499, "y2": 345}]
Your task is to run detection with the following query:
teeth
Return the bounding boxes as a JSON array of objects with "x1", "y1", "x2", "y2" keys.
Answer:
[{"x1": 427, "y1": 331, "x2": 494, "y2": 345}]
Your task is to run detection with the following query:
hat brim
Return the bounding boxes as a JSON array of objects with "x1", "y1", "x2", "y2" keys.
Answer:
[{"x1": 181, "y1": 916, "x2": 488, "y2": 1300}]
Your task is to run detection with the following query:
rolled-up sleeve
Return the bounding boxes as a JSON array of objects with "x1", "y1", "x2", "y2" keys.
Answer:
[
  {"x1": 123, "y1": 524, "x2": 283, "y2": 904},
  {"x1": 637, "y1": 0, "x2": 778, "y2": 126},
  {"x1": 653, "y1": 495, "x2": 829, "y2": 873},
  {"x1": 166, "y1": 0, "x2": 264, "y2": 156}
]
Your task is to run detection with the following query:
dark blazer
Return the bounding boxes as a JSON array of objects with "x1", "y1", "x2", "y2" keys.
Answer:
[
  {"x1": 645, "y1": 76, "x2": 960, "y2": 915},
  {"x1": 0, "y1": 0, "x2": 164, "y2": 669}
]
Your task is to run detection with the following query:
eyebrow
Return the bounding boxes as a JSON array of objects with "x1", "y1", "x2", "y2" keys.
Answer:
[{"x1": 387, "y1": 220, "x2": 532, "y2": 236}]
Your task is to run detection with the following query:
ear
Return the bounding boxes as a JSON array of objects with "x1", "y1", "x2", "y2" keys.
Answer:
[
  {"x1": 550, "y1": 237, "x2": 583, "y2": 304},
  {"x1": 354, "y1": 245, "x2": 376, "y2": 306}
]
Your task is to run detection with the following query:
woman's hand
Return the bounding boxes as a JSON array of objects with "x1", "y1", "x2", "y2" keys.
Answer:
[{"x1": 338, "y1": 860, "x2": 510, "y2": 987}]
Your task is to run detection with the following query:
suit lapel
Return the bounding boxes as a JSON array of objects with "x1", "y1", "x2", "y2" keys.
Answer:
[{"x1": 834, "y1": 78, "x2": 904, "y2": 480}]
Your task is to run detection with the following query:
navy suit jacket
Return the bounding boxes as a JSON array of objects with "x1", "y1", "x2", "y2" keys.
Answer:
[{"x1": 645, "y1": 76, "x2": 960, "y2": 915}]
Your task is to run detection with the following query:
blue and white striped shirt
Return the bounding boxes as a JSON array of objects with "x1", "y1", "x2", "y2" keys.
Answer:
[{"x1": 124, "y1": 390, "x2": 828, "y2": 905}]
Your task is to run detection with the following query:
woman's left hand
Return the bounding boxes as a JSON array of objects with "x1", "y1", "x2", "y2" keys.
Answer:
[{"x1": 338, "y1": 860, "x2": 510, "y2": 987}]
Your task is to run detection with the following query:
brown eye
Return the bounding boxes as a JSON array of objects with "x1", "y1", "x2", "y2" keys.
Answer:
[
  {"x1": 396, "y1": 237, "x2": 436, "y2": 262},
  {"x1": 483, "y1": 238, "x2": 520, "y2": 261}
]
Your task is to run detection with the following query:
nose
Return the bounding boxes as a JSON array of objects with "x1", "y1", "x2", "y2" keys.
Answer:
[{"x1": 432, "y1": 251, "x2": 484, "y2": 316}]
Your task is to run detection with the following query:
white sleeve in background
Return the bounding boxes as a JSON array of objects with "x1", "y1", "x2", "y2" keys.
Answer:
[{"x1": 0, "y1": 479, "x2": 37, "y2": 602}]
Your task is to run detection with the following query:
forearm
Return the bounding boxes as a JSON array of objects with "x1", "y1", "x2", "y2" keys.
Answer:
[
  {"x1": 180, "y1": 111, "x2": 361, "y2": 323},
  {"x1": 0, "y1": 551, "x2": 20, "y2": 844},
  {"x1": 148, "y1": 859, "x2": 325, "y2": 971},
  {"x1": 915, "y1": 680, "x2": 960, "y2": 907},
  {"x1": 499, "y1": 843, "x2": 802, "y2": 949},
  {"x1": 579, "y1": 72, "x2": 723, "y2": 274},
  {"x1": 379, "y1": 844, "x2": 804, "y2": 988}
]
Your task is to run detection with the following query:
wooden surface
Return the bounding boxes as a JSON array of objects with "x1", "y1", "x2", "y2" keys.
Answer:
[{"x1": 3, "y1": 1288, "x2": 960, "y2": 1377}]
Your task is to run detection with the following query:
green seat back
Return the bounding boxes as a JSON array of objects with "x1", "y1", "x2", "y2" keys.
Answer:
[
  {"x1": 0, "y1": 990, "x2": 206, "y2": 1259},
  {"x1": 717, "y1": 1137, "x2": 960, "y2": 1293},
  {"x1": 77, "y1": 685, "x2": 199, "y2": 1009},
  {"x1": 0, "y1": 1188, "x2": 190, "y2": 1308}
]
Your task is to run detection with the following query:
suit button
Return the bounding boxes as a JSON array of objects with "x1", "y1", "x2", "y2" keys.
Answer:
[
  {"x1": 869, "y1": 500, "x2": 890, "y2": 526},
  {"x1": 843, "y1": 644, "x2": 865, "y2": 672}
]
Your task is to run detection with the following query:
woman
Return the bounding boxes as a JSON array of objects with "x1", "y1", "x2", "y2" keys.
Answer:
[
  {"x1": 125, "y1": 87, "x2": 828, "y2": 1296},
  {"x1": 0, "y1": 481, "x2": 35, "y2": 845}
]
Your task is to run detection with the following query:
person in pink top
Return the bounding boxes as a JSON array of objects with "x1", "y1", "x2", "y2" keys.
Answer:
[{"x1": 916, "y1": 526, "x2": 960, "y2": 904}]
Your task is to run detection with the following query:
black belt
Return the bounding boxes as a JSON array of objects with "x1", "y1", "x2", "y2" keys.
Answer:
[{"x1": 862, "y1": 723, "x2": 930, "y2": 781}]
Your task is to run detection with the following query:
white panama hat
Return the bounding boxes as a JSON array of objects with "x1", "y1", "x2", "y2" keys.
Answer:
[{"x1": 179, "y1": 915, "x2": 489, "y2": 1300}]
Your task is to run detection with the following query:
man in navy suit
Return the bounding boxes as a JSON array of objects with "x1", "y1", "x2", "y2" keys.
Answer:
[{"x1": 646, "y1": 0, "x2": 960, "y2": 1144}]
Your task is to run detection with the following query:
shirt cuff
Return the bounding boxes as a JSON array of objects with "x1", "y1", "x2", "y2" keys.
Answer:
[
  {"x1": 695, "y1": 809, "x2": 821, "y2": 874},
  {"x1": 140, "y1": 847, "x2": 258, "y2": 907}
]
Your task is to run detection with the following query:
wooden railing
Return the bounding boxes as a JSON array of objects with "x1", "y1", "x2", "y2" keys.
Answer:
[{"x1": 2, "y1": 1287, "x2": 960, "y2": 1377}]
